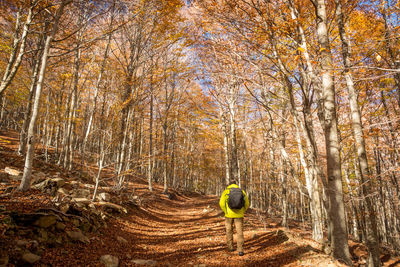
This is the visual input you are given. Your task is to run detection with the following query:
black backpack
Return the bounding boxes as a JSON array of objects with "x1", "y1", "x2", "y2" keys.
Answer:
[{"x1": 227, "y1": 187, "x2": 245, "y2": 209}]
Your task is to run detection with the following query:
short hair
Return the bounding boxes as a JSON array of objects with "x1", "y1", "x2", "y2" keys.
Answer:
[{"x1": 228, "y1": 179, "x2": 237, "y2": 186}]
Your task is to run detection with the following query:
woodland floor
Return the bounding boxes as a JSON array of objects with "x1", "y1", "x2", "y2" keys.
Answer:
[{"x1": 1, "y1": 130, "x2": 400, "y2": 267}]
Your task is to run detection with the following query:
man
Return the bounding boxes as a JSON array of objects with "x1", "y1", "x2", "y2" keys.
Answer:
[{"x1": 219, "y1": 179, "x2": 250, "y2": 256}]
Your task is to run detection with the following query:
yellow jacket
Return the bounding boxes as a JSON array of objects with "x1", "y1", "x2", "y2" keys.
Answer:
[{"x1": 219, "y1": 184, "x2": 250, "y2": 218}]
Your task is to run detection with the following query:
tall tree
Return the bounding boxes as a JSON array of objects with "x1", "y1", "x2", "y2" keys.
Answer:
[
  {"x1": 19, "y1": 0, "x2": 70, "y2": 191},
  {"x1": 335, "y1": 0, "x2": 380, "y2": 265},
  {"x1": 310, "y1": 0, "x2": 352, "y2": 264}
]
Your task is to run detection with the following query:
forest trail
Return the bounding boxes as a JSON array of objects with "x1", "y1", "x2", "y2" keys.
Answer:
[
  {"x1": 40, "y1": 181, "x2": 344, "y2": 267},
  {"x1": 1, "y1": 130, "x2": 398, "y2": 267}
]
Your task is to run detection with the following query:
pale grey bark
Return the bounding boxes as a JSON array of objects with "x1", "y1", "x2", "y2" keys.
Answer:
[
  {"x1": 335, "y1": 0, "x2": 380, "y2": 265},
  {"x1": 64, "y1": 20, "x2": 84, "y2": 170},
  {"x1": 148, "y1": 75, "x2": 154, "y2": 192},
  {"x1": 228, "y1": 88, "x2": 239, "y2": 181},
  {"x1": 280, "y1": 156, "x2": 288, "y2": 228},
  {"x1": 221, "y1": 113, "x2": 231, "y2": 185},
  {"x1": 18, "y1": 47, "x2": 42, "y2": 155},
  {"x1": 82, "y1": 31, "x2": 112, "y2": 154},
  {"x1": 0, "y1": 3, "x2": 35, "y2": 97},
  {"x1": 19, "y1": 0, "x2": 69, "y2": 191},
  {"x1": 311, "y1": 0, "x2": 352, "y2": 264}
]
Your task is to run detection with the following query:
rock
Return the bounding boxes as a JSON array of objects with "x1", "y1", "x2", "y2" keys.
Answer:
[
  {"x1": 116, "y1": 236, "x2": 128, "y2": 244},
  {"x1": 33, "y1": 179, "x2": 55, "y2": 191},
  {"x1": 71, "y1": 218, "x2": 81, "y2": 227},
  {"x1": 59, "y1": 203, "x2": 70, "y2": 213},
  {"x1": 35, "y1": 171, "x2": 46, "y2": 178},
  {"x1": 100, "y1": 255, "x2": 119, "y2": 267},
  {"x1": 131, "y1": 259, "x2": 157, "y2": 266},
  {"x1": 55, "y1": 222, "x2": 66, "y2": 231},
  {"x1": 34, "y1": 215, "x2": 57, "y2": 228},
  {"x1": 36, "y1": 228, "x2": 49, "y2": 242},
  {"x1": 70, "y1": 189, "x2": 90, "y2": 198},
  {"x1": 21, "y1": 252, "x2": 41, "y2": 264},
  {"x1": 55, "y1": 235, "x2": 63, "y2": 244},
  {"x1": 97, "y1": 192, "x2": 111, "y2": 202},
  {"x1": 15, "y1": 239, "x2": 39, "y2": 250},
  {"x1": 194, "y1": 264, "x2": 206, "y2": 267},
  {"x1": 72, "y1": 197, "x2": 91, "y2": 204},
  {"x1": 57, "y1": 187, "x2": 69, "y2": 195},
  {"x1": 5, "y1": 167, "x2": 22, "y2": 178},
  {"x1": 16, "y1": 239, "x2": 30, "y2": 247},
  {"x1": 0, "y1": 254, "x2": 9, "y2": 267},
  {"x1": 202, "y1": 208, "x2": 208, "y2": 213},
  {"x1": 33, "y1": 172, "x2": 47, "y2": 183},
  {"x1": 32, "y1": 179, "x2": 49, "y2": 190},
  {"x1": 52, "y1": 178, "x2": 65, "y2": 187},
  {"x1": 275, "y1": 229, "x2": 289, "y2": 242},
  {"x1": 66, "y1": 230, "x2": 90, "y2": 243},
  {"x1": 96, "y1": 202, "x2": 127, "y2": 213},
  {"x1": 80, "y1": 222, "x2": 91, "y2": 232},
  {"x1": 35, "y1": 247, "x2": 45, "y2": 256}
]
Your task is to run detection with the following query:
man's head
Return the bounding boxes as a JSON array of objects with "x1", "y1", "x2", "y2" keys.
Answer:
[{"x1": 227, "y1": 179, "x2": 237, "y2": 186}]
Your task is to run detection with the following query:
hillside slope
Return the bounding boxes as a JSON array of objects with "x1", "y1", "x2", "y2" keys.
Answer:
[{"x1": 1, "y1": 130, "x2": 399, "y2": 266}]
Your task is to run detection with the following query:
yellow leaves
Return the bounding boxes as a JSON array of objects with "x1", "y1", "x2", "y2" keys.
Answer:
[
  {"x1": 0, "y1": 43, "x2": 12, "y2": 54},
  {"x1": 60, "y1": 73, "x2": 72, "y2": 80},
  {"x1": 297, "y1": 47, "x2": 305, "y2": 53}
]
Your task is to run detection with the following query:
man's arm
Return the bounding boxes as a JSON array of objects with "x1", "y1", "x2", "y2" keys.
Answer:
[{"x1": 219, "y1": 190, "x2": 227, "y2": 214}]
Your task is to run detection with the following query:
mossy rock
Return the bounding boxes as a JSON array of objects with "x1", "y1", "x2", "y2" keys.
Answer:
[{"x1": 34, "y1": 215, "x2": 57, "y2": 228}]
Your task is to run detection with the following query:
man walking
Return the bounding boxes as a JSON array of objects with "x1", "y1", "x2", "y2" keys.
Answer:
[{"x1": 219, "y1": 179, "x2": 249, "y2": 256}]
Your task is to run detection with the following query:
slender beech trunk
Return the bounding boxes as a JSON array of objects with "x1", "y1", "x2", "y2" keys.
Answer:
[
  {"x1": 162, "y1": 121, "x2": 168, "y2": 193},
  {"x1": 0, "y1": 3, "x2": 34, "y2": 97},
  {"x1": 82, "y1": 29, "x2": 112, "y2": 154},
  {"x1": 19, "y1": 0, "x2": 68, "y2": 191},
  {"x1": 19, "y1": 47, "x2": 42, "y2": 155},
  {"x1": 311, "y1": 0, "x2": 352, "y2": 264},
  {"x1": 221, "y1": 112, "x2": 231, "y2": 185},
  {"x1": 280, "y1": 152, "x2": 289, "y2": 228},
  {"x1": 64, "y1": 28, "x2": 83, "y2": 170},
  {"x1": 148, "y1": 80, "x2": 154, "y2": 192},
  {"x1": 228, "y1": 95, "x2": 239, "y2": 181},
  {"x1": 335, "y1": 0, "x2": 380, "y2": 265}
]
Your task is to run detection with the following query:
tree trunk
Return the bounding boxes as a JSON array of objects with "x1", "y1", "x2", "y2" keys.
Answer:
[
  {"x1": 311, "y1": 0, "x2": 352, "y2": 264},
  {"x1": 163, "y1": 122, "x2": 168, "y2": 193},
  {"x1": 19, "y1": 49, "x2": 42, "y2": 155},
  {"x1": 19, "y1": 0, "x2": 68, "y2": 191},
  {"x1": 0, "y1": 3, "x2": 34, "y2": 97},
  {"x1": 335, "y1": 0, "x2": 380, "y2": 265},
  {"x1": 148, "y1": 81, "x2": 154, "y2": 192},
  {"x1": 82, "y1": 27, "x2": 112, "y2": 155}
]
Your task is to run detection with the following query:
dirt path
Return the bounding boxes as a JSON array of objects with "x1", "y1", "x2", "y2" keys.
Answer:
[{"x1": 40, "y1": 180, "x2": 342, "y2": 267}]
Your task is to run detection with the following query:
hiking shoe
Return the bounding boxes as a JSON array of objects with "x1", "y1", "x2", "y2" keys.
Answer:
[{"x1": 238, "y1": 252, "x2": 244, "y2": 256}]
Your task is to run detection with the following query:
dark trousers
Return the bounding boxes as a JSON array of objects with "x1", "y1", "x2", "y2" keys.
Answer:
[{"x1": 225, "y1": 217, "x2": 244, "y2": 252}]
